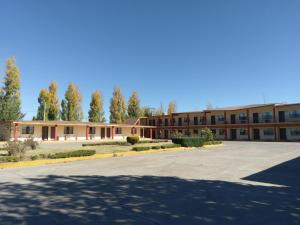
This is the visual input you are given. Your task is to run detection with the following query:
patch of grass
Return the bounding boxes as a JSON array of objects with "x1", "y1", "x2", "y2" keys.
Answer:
[{"x1": 82, "y1": 142, "x2": 130, "y2": 147}]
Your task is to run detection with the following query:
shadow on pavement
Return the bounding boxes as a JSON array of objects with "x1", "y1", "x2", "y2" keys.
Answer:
[
  {"x1": 243, "y1": 156, "x2": 300, "y2": 188},
  {"x1": 0, "y1": 173, "x2": 299, "y2": 225}
]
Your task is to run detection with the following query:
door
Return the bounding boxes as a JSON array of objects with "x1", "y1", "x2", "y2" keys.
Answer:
[
  {"x1": 278, "y1": 111, "x2": 285, "y2": 122},
  {"x1": 253, "y1": 129, "x2": 260, "y2": 140},
  {"x1": 101, "y1": 128, "x2": 105, "y2": 139},
  {"x1": 230, "y1": 129, "x2": 237, "y2": 140},
  {"x1": 279, "y1": 128, "x2": 287, "y2": 140},
  {"x1": 253, "y1": 113, "x2": 259, "y2": 123},
  {"x1": 42, "y1": 126, "x2": 49, "y2": 140},
  {"x1": 50, "y1": 127, "x2": 55, "y2": 139},
  {"x1": 106, "y1": 128, "x2": 111, "y2": 138},
  {"x1": 164, "y1": 130, "x2": 168, "y2": 139},
  {"x1": 211, "y1": 116, "x2": 216, "y2": 125},
  {"x1": 231, "y1": 114, "x2": 236, "y2": 124}
]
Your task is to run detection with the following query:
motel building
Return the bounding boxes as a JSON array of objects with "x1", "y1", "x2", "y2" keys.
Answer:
[
  {"x1": 0, "y1": 103, "x2": 300, "y2": 142},
  {"x1": 0, "y1": 118, "x2": 155, "y2": 142},
  {"x1": 147, "y1": 103, "x2": 300, "y2": 142}
]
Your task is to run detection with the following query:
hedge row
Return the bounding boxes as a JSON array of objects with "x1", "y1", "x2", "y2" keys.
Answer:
[
  {"x1": 204, "y1": 140, "x2": 222, "y2": 145},
  {"x1": 48, "y1": 150, "x2": 96, "y2": 159},
  {"x1": 82, "y1": 142, "x2": 130, "y2": 147},
  {"x1": 172, "y1": 137, "x2": 205, "y2": 147},
  {"x1": 127, "y1": 136, "x2": 139, "y2": 145},
  {"x1": 138, "y1": 140, "x2": 169, "y2": 144},
  {"x1": 0, "y1": 156, "x2": 20, "y2": 162},
  {"x1": 132, "y1": 144, "x2": 181, "y2": 151}
]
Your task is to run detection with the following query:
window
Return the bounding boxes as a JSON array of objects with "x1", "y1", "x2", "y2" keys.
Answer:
[
  {"x1": 240, "y1": 129, "x2": 248, "y2": 136},
  {"x1": 22, "y1": 126, "x2": 34, "y2": 134},
  {"x1": 262, "y1": 112, "x2": 272, "y2": 122},
  {"x1": 194, "y1": 117, "x2": 198, "y2": 125},
  {"x1": 290, "y1": 128, "x2": 300, "y2": 136},
  {"x1": 64, "y1": 126, "x2": 74, "y2": 134},
  {"x1": 200, "y1": 117, "x2": 206, "y2": 124},
  {"x1": 164, "y1": 118, "x2": 168, "y2": 126},
  {"x1": 219, "y1": 129, "x2": 225, "y2": 135},
  {"x1": 263, "y1": 128, "x2": 274, "y2": 136},
  {"x1": 193, "y1": 129, "x2": 198, "y2": 135},
  {"x1": 116, "y1": 127, "x2": 122, "y2": 134},
  {"x1": 158, "y1": 119, "x2": 162, "y2": 125},
  {"x1": 178, "y1": 118, "x2": 182, "y2": 126},
  {"x1": 211, "y1": 129, "x2": 216, "y2": 135},
  {"x1": 89, "y1": 127, "x2": 96, "y2": 134},
  {"x1": 239, "y1": 113, "x2": 247, "y2": 123},
  {"x1": 184, "y1": 117, "x2": 190, "y2": 123},
  {"x1": 289, "y1": 110, "x2": 300, "y2": 119},
  {"x1": 184, "y1": 130, "x2": 190, "y2": 136},
  {"x1": 217, "y1": 115, "x2": 224, "y2": 122}
]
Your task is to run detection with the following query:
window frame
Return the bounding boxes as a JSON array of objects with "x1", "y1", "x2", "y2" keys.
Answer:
[
  {"x1": 64, "y1": 126, "x2": 74, "y2": 135},
  {"x1": 21, "y1": 126, "x2": 34, "y2": 135}
]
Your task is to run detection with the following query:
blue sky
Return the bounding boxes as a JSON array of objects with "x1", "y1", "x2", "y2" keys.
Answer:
[{"x1": 0, "y1": 0, "x2": 299, "y2": 120}]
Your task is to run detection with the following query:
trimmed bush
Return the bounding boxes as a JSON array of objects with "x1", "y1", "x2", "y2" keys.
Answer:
[
  {"x1": 82, "y1": 142, "x2": 130, "y2": 146},
  {"x1": 5, "y1": 141, "x2": 27, "y2": 158},
  {"x1": 151, "y1": 146, "x2": 161, "y2": 150},
  {"x1": 204, "y1": 140, "x2": 222, "y2": 145},
  {"x1": 30, "y1": 155, "x2": 38, "y2": 161},
  {"x1": 0, "y1": 156, "x2": 20, "y2": 162},
  {"x1": 138, "y1": 140, "x2": 168, "y2": 144},
  {"x1": 172, "y1": 137, "x2": 205, "y2": 147},
  {"x1": 132, "y1": 146, "x2": 151, "y2": 151},
  {"x1": 161, "y1": 144, "x2": 181, "y2": 149},
  {"x1": 126, "y1": 136, "x2": 140, "y2": 145},
  {"x1": 48, "y1": 150, "x2": 96, "y2": 159},
  {"x1": 24, "y1": 138, "x2": 39, "y2": 150}
]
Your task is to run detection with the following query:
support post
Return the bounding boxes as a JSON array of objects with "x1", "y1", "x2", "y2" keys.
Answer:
[
  {"x1": 86, "y1": 126, "x2": 89, "y2": 140},
  {"x1": 224, "y1": 111, "x2": 228, "y2": 140},
  {"x1": 112, "y1": 126, "x2": 114, "y2": 140},
  {"x1": 150, "y1": 128, "x2": 152, "y2": 139},
  {"x1": 14, "y1": 123, "x2": 18, "y2": 141},
  {"x1": 247, "y1": 109, "x2": 250, "y2": 140}
]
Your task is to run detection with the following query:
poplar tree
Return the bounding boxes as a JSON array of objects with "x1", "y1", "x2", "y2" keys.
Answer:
[
  {"x1": 127, "y1": 90, "x2": 141, "y2": 118},
  {"x1": 36, "y1": 88, "x2": 50, "y2": 120},
  {"x1": 167, "y1": 101, "x2": 177, "y2": 115},
  {"x1": 0, "y1": 57, "x2": 24, "y2": 121},
  {"x1": 48, "y1": 81, "x2": 60, "y2": 120},
  {"x1": 155, "y1": 103, "x2": 165, "y2": 116},
  {"x1": 88, "y1": 90, "x2": 105, "y2": 122},
  {"x1": 60, "y1": 99, "x2": 68, "y2": 121},
  {"x1": 109, "y1": 87, "x2": 126, "y2": 123},
  {"x1": 63, "y1": 83, "x2": 83, "y2": 121}
]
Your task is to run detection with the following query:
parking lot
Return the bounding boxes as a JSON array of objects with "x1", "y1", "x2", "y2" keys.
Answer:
[{"x1": 0, "y1": 141, "x2": 300, "y2": 224}]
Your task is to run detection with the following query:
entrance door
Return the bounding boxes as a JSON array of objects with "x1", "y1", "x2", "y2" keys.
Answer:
[
  {"x1": 164, "y1": 130, "x2": 168, "y2": 139},
  {"x1": 50, "y1": 127, "x2": 55, "y2": 139},
  {"x1": 231, "y1": 115, "x2": 236, "y2": 124},
  {"x1": 42, "y1": 126, "x2": 48, "y2": 140},
  {"x1": 106, "y1": 128, "x2": 111, "y2": 138},
  {"x1": 253, "y1": 129, "x2": 260, "y2": 140},
  {"x1": 278, "y1": 111, "x2": 285, "y2": 122},
  {"x1": 230, "y1": 129, "x2": 237, "y2": 140},
  {"x1": 211, "y1": 116, "x2": 216, "y2": 125},
  {"x1": 253, "y1": 113, "x2": 259, "y2": 123},
  {"x1": 279, "y1": 128, "x2": 287, "y2": 140},
  {"x1": 101, "y1": 128, "x2": 105, "y2": 139}
]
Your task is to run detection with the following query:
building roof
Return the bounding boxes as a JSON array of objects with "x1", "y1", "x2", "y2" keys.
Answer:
[
  {"x1": 123, "y1": 118, "x2": 139, "y2": 125},
  {"x1": 12, "y1": 120, "x2": 155, "y2": 128}
]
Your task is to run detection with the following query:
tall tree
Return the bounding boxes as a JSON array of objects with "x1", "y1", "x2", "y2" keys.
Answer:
[
  {"x1": 63, "y1": 83, "x2": 83, "y2": 121},
  {"x1": 155, "y1": 103, "x2": 165, "y2": 116},
  {"x1": 36, "y1": 88, "x2": 50, "y2": 120},
  {"x1": 60, "y1": 99, "x2": 68, "y2": 121},
  {"x1": 88, "y1": 90, "x2": 105, "y2": 122},
  {"x1": 109, "y1": 87, "x2": 126, "y2": 123},
  {"x1": 127, "y1": 90, "x2": 141, "y2": 118},
  {"x1": 141, "y1": 106, "x2": 155, "y2": 117},
  {"x1": 0, "y1": 57, "x2": 24, "y2": 121},
  {"x1": 167, "y1": 101, "x2": 177, "y2": 115},
  {"x1": 48, "y1": 81, "x2": 60, "y2": 120}
]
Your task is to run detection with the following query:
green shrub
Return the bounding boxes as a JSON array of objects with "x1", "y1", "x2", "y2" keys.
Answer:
[
  {"x1": 0, "y1": 156, "x2": 20, "y2": 162},
  {"x1": 138, "y1": 140, "x2": 168, "y2": 144},
  {"x1": 24, "y1": 138, "x2": 39, "y2": 150},
  {"x1": 151, "y1": 146, "x2": 161, "y2": 150},
  {"x1": 48, "y1": 150, "x2": 96, "y2": 159},
  {"x1": 82, "y1": 142, "x2": 130, "y2": 146},
  {"x1": 30, "y1": 155, "x2": 38, "y2": 161},
  {"x1": 5, "y1": 141, "x2": 27, "y2": 158},
  {"x1": 200, "y1": 128, "x2": 215, "y2": 142},
  {"x1": 161, "y1": 144, "x2": 181, "y2": 149},
  {"x1": 126, "y1": 136, "x2": 140, "y2": 145},
  {"x1": 132, "y1": 146, "x2": 151, "y2": 151},
  {"x1": 38, "y1": 154, "x2": 47, "y2": 159},
  {"x1": 172, "y1": 137, "x2": 205, "y2": 147}
]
